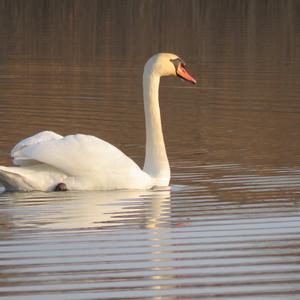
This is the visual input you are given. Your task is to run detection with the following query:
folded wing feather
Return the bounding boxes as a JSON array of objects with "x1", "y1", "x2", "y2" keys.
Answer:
[{"x1": 12, "y1": 132, "x2": 143, "y2": 178}]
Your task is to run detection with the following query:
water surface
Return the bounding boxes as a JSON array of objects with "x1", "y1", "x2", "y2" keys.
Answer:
[{"x1": 0, "y1": 1, "x2": 300, "y2": 299}]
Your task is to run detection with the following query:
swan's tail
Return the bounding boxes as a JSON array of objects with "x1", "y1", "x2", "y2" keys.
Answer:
[{"x1": 0, "y1": 167, "x2": 34, "y2": 192}]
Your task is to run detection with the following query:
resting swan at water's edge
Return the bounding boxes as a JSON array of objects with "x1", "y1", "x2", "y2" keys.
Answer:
[{"x1": 0, "y1": 53, "x2": 196, "y2": 192}]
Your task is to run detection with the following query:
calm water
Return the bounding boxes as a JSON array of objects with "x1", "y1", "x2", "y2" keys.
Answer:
[{"x1": 1, "y1": 1, "x2": 300, "y2": 299}]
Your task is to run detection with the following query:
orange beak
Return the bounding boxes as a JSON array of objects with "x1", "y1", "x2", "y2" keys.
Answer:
[{"x1": 177, "y1": 64, "x2": 197, "y2": 84}]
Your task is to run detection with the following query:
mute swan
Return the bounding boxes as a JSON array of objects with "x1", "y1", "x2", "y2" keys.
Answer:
[{"x1": 0, "y1": 53, "x2": 196, "y2": 192}]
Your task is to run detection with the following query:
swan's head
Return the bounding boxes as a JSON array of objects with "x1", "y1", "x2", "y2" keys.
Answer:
[{"x1": 144, "y1": 53, "x2": 196, "y2": 84}]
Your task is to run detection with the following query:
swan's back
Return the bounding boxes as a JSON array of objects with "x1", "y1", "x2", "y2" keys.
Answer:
[{"x1": 12, "y1": 133, "x2": 152, "y2": 190}]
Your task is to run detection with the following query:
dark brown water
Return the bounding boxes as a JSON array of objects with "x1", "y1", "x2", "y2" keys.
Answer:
[{"x1": 1, "y1": 1, "x2": 300, "y2": 299}]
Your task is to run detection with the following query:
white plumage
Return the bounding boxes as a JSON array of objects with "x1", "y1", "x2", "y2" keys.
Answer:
[{"x1": 0, "y1": 53, "x2": 196, "y2": 191}]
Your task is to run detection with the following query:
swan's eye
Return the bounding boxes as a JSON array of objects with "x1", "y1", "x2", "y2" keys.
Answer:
[{"x1": 170, "y1": 58, "x2": 182, "y2": 70}]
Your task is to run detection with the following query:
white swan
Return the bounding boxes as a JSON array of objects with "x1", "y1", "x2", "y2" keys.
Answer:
[{"x1": 0, "y1": 53, "x2": 196, "y2": 192}]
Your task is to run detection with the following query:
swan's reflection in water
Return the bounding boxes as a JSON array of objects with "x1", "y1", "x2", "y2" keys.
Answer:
[
  {"x1": 2, "y1": 183, "x2": 300, "y2": 299},
  {"x1": 0, "y1": 187, "x2": 171, "y2": 231},
  {"x1": 0, "y1": 187, "x2": 177, "y2": 297}
]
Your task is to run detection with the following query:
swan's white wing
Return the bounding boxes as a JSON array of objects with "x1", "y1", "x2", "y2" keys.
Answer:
[
  {"x1": 11, "y1": 131, "x2": 63, "y2": 166},
  {"x1": 13, "y1": 134, "x2": 143, "y2": 178}
]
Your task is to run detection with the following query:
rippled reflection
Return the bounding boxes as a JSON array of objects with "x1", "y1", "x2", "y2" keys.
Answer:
[
  {"x1": 0, "y1": 188, "x2": 171, "y2": 231},
  {"x1": 1, "y1": 184, "x2": 300, "y2": 299}
]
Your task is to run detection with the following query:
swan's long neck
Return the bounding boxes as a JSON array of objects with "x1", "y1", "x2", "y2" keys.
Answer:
[{"x1": 142, "y1": 67, "x2": 170, "y2": 185}]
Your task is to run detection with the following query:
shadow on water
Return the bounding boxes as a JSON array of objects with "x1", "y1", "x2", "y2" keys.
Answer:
[{"x1": 0, "y1": 1, "x2": 300, "y2": 299}]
